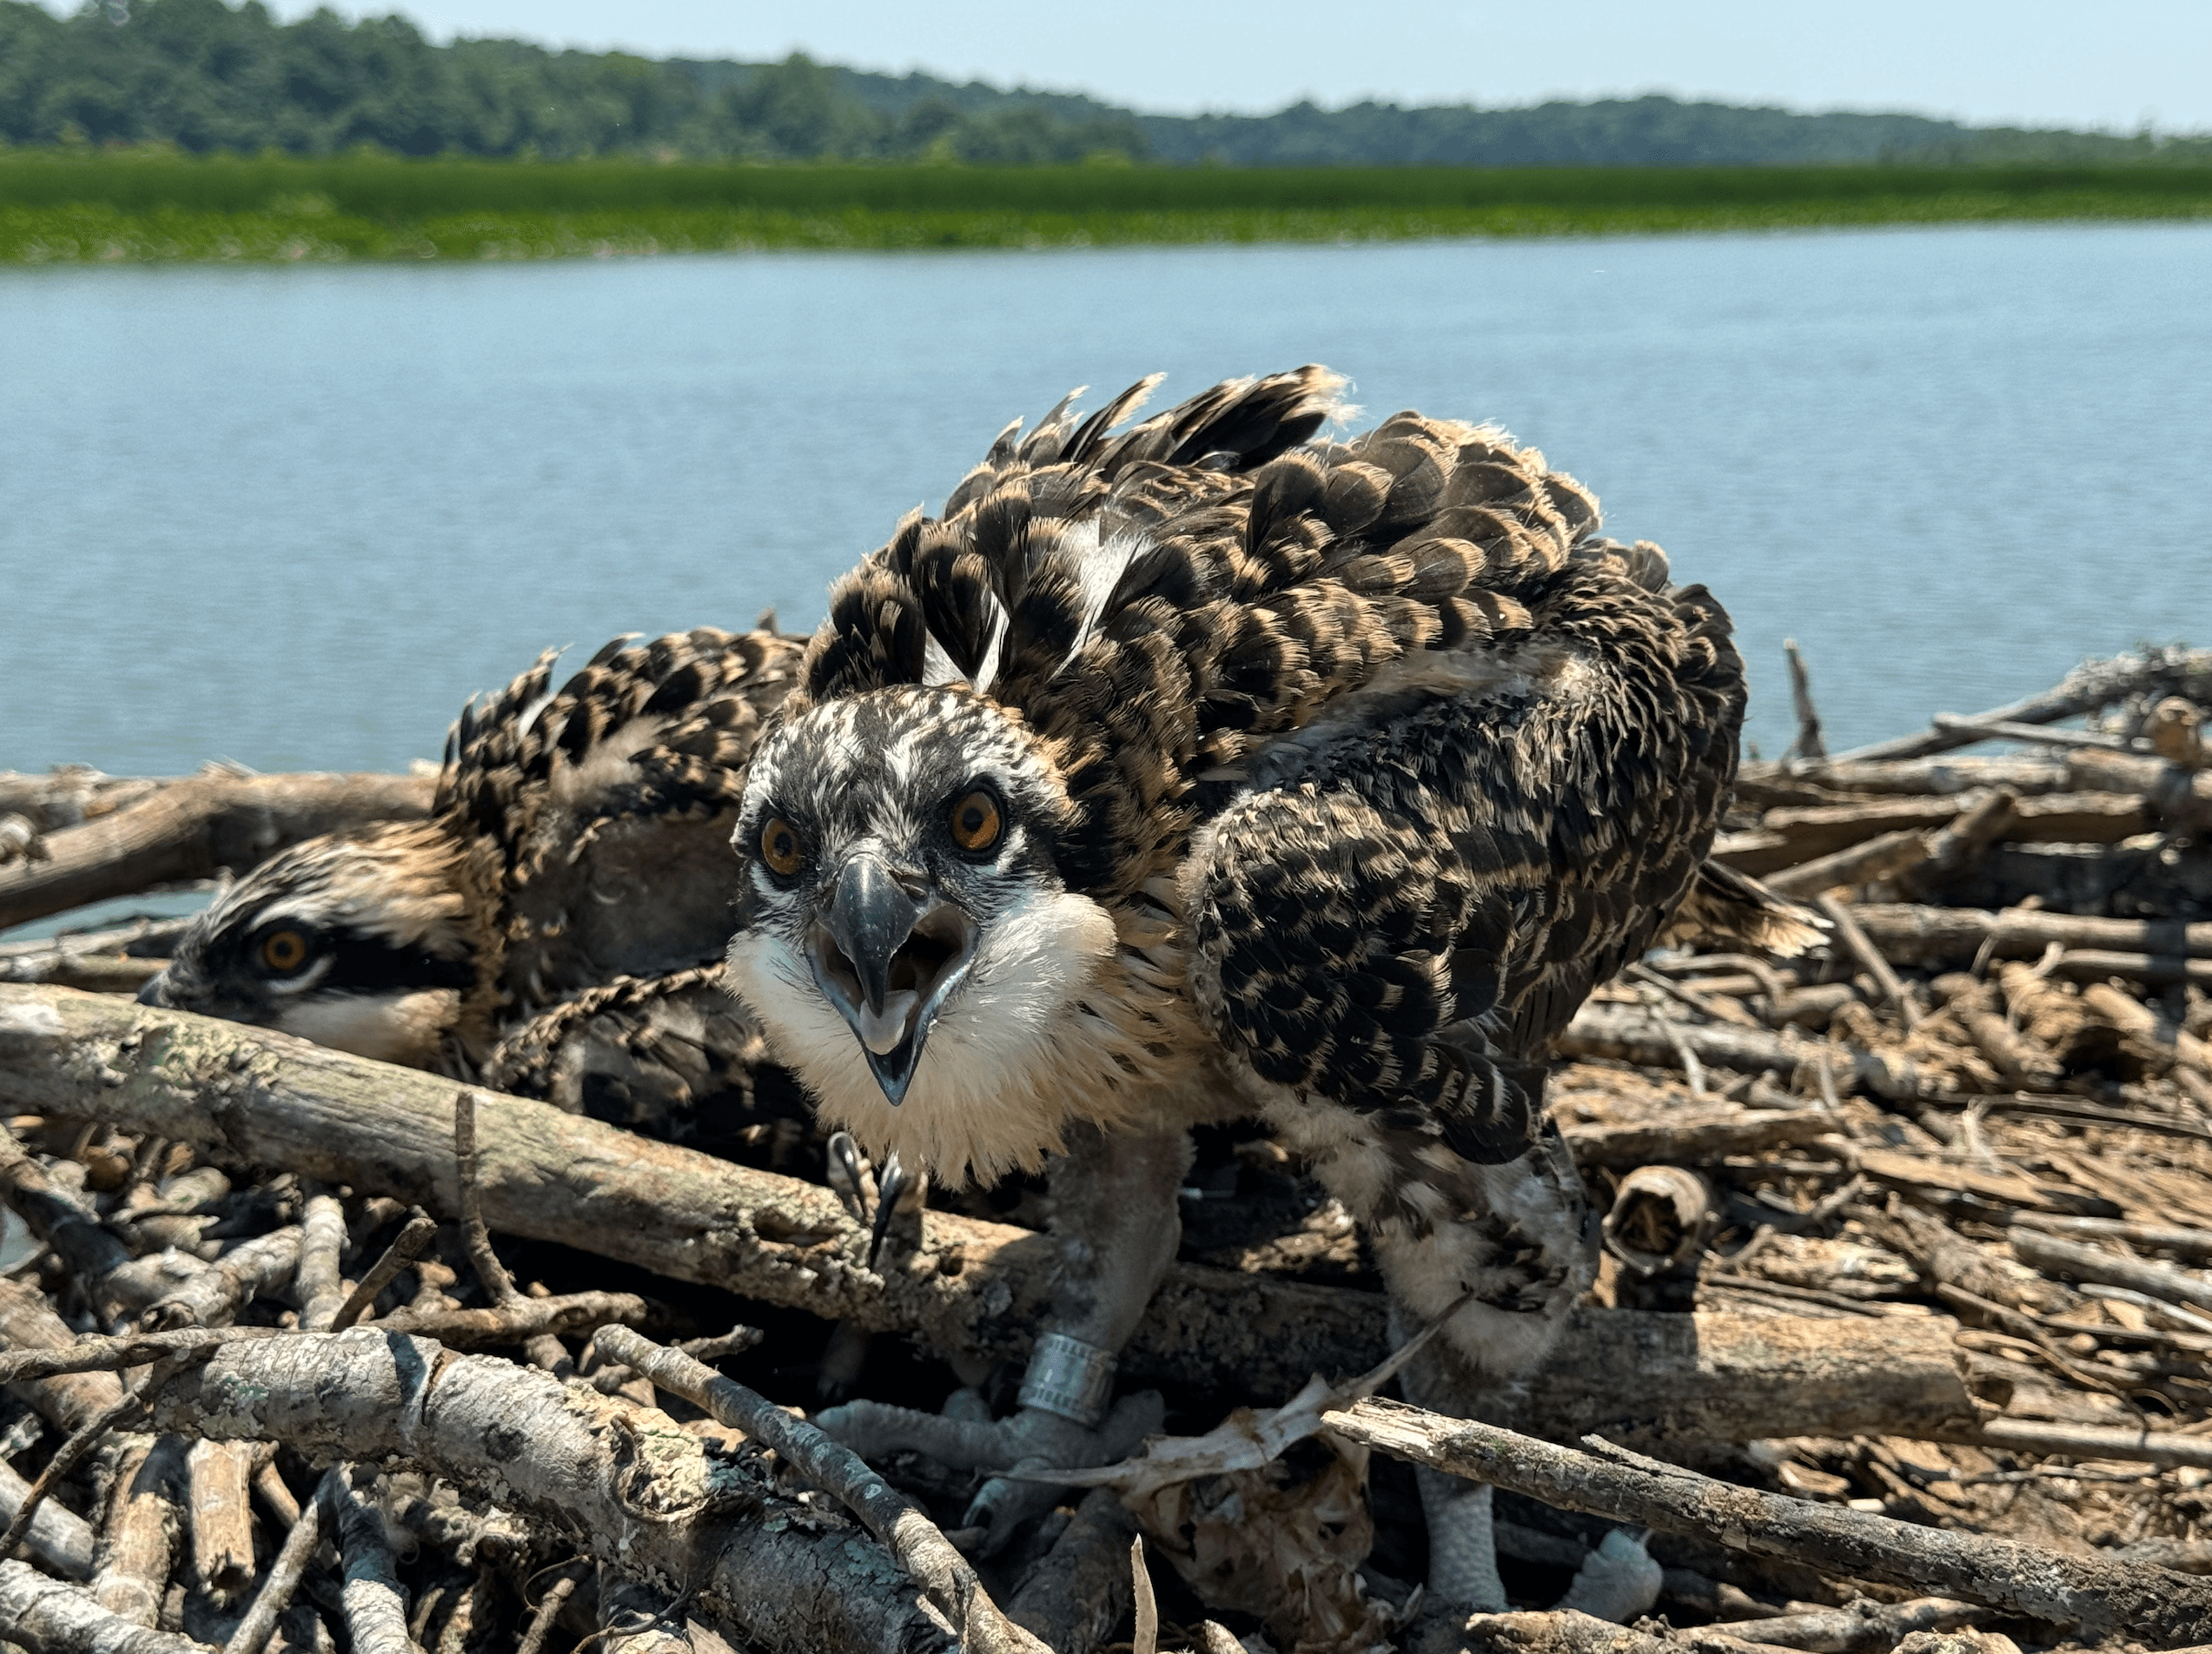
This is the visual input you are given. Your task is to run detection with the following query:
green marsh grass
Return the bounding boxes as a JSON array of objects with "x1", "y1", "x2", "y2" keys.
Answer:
[{"x1": 3, "y1": 155, "x2": 2209, "y2": 262}]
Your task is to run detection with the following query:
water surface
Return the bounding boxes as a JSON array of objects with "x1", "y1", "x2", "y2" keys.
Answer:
[{"x1": 4, "y1": 223, "x2": 2207, "y2": 791}]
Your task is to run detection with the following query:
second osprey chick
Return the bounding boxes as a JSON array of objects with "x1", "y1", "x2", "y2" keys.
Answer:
[{"x1": 142, "y1": 625, "x2": 808, "y2": 1144}]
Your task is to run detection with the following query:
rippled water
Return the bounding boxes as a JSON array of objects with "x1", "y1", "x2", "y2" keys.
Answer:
[{"x1": 4, "y1": 222, "x2": 2208, "y2": 794}]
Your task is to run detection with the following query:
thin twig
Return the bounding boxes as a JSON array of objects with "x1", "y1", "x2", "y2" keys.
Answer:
[
  {"x1": 223, "y1": 1466, "x2": 340, "y2": 1654},
  {"x1": 328, "y1": 1212, "x2": 438, "y2": 1333},
  {"x1": 514, "y1": 1561, "x2": 586, "y2": 1654},
  {"x1": 0, "y1": 1350, "x2": 198, "y2": 1562},
  {"x1": 454, "y1": 1092, "x2": 520, "y2": 1307}
]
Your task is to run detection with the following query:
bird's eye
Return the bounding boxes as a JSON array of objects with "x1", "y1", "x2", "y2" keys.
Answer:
[
  {"x1": 759, "y1": 817, "x2": 805, "y2": 877},
  {"x1": 949, "y1": 789, "x2": 1003, "y2": 855},
  {"x1": 257, "y1": 929, "x2": 314, "y2": 976}
]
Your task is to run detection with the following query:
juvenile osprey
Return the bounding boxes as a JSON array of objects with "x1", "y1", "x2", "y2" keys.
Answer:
[
  {"x1": 143, "y1": 626, "x2": 810, "y2": 1148},
  {"x1": 725, "y1": 368, "x2": 1748, "y2": 1611}
]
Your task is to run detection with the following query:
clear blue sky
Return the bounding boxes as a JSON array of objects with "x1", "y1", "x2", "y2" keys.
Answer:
[{"x1": 244, "y1": 0, "x2": 2209, "y2": 131}]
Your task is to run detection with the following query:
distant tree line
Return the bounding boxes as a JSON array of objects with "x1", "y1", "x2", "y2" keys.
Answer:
[{"x1": 3, "y1": 0, "x2": 2205, "y2": 166}]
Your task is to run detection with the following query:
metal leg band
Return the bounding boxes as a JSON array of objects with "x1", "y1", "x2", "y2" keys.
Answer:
[{"x1": 1017, "y1": 1332, "x2": 1117, "y2": 1427}]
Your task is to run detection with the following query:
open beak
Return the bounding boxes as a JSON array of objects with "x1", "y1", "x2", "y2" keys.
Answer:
[{"x1": 807, "y1": 852, "x2": 977, "y2": 1106}]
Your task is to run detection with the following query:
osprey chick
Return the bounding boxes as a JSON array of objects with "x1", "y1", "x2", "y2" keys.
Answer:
[
  {"x1": 727, "y1": 368, "x2": 1751, "y2": 1612},
  {"x1": 143, "y1": 626, "x2": 809, "y2": 1147}
]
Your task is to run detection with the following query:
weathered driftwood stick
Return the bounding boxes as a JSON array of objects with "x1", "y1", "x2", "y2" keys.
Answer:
[
  {"x1": 2012, "y1": 1212, "x2": 2212, "y2": 1262},
  {"x1": 1848, "y1": 904, "x2": 2212, "y2": 967},
  {"x1": 0, "y1": 771, "x2": 434, "y2": 932},
  {"x1": 145, "y1": 1227, "x2": 301, "y2": 1330},
  {"x1": 141, "y1": 1329, "x2": 957, "y2": 1653},
  {"x1": 0, "y1": 984, "x2": 1381, "y2": 1398},
  {"x1": 0, "y1": 1457, "x2": 96, "y2": 1579},
  {"x1": 2082, "y1": 981, "x2": 2212, "y2": 1071},
  {"x1": 295, "y1": 1192, "x2": 346, "y2": 1335},
  {"x1": 1559, "y1": 1003, "x2": 1940, "y2": 1105},
  {"x1": 1559, "y1": 1110, "x2": 1841, "y2": 1170},
  {"x1": 1930, "y1": 1416, "x2": 2212, "y2": 1470},
  {"x1": 331, "y1": 1470, "x2": 417, "y2": 1654},
  {"x1": 1325, "y1": 1395, "x2": 2212, "y2": 1639},
  {"x1": 0, "y1": 1327, "x2": 281, "y2": 1386},
  {"x1": 2050, "y1": 949, "x2": 2212, "y2": 987},
  {"x1": 1482, "y1": 1307, "x2": 1978, "y2": 1443},
  {"x1": 328, "y1": 1214, "x2": 436, "y2": 1333},
  {"x1": 450, "y1": 1093, "x2": 517, "y2": 1306},
  {"x1": 188, "y1": 1438, "x2": 256, "y2": 1603},
  {"x1": 0, "y1": 954, "x2": 166, "y2": 995},
  {"x1": 222, "y1": 1468, "x2": 335, "y2": 1654},
  {"x1": 1823, "y1": 649, "x2": 2212, "y2": 764},
  {"x1": 0, "y1": 1557, "x2": 216, "y2": 1654},
  {"x1": 0, "y1": 1130, "x2": 133, "y2": 1288},
  {"x1": 1930, "y1": 712, "x2": 2137, "y2": 752},
  {"x1": 1784, "y1": 639, "x2": 1825, "y2": 762},
  {"x1": 1699, "y1": 1596, "x2": 1980, "y2": 1653},
  {"x1": 377, "y1": 1291, "x2": 654, "y2": 1349},
  {"x1": 0, "y1": 1279, "x2": 129, "y2": 1432},
  {"x1": 0, "y1": 1351, "x2": 202, "y2": 1565},
  {"x1": 1443, "y1": 1610, "x2": 1719, "y2": 1654},
  {"x1": 0, "y1": 988, "x2": 1984, "y2": 1441},
  {"x1": 2011, "y1": 1228, "x2": 2212, "y2": 1312},
  {"x1": 93, "y1": 1433, "x2": 189, "y2": 1628},
  {"x1": 1765, "y1": 830, "x2": 1931, "y2": 898},
  {"x1": 595, "y1": 1327, "x2": 1046, "y2": 1654},
  {"x1": 1713, "y1": 791, "x2": 2147, "y2": 877},
  {"x1": 1815, "y1": 896, "x2": 1917, "y2": 1024},
  {"x1": 1006, "y1": 1489, "x2": 1136, "y2": 1654}
]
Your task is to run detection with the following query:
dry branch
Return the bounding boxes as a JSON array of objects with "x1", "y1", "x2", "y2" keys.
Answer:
[
  {"x1": 1846, "y1": 905, "x2": 2212, "y2": 969},
  {"x1": 598, "y1": 1327, "x2": 1044, "y2": 1654},
  {"x1": 1327, "y1": 1395, "x2": 2212, "y2": 1640},
  {"x1": 2010, "y1": 1229, "x2": 2212, "y2": 1312},
  {"x1": 137, "y1": 1328, "x2": 957, "y2": 1654},
  {"x1": 331, "y1": 1470, "x2": 416, "y2": 1654},
  {"x1": 0, "y1": 1557, "x2": 216, "y2": 1654},
  {"x1": 0, "y1": 987, "x2": 1988, "y2": 1445},
  {"x1": 0, "y1": 1458, "x2": 96, "y2": 1580},
  {"x1": 188, "y1": 1439, "x2": 256, "y2": 1602},
  {"x1": 222, "y1": 1466, "x2": 334, "y2": 1654},
  {"x1": 1560, "y1": 1109, "x2": 1841, "y2": 1169},
  {"x1": 92, "y1": 1433, "x2": 187, "y2": 1629},
  {"x1": 1821, "y1": 648, "x2": 2212, "y2": 764},
  {"x1": 0, "y1": 771, "x2": 434, "y2": 932},
  {"x1": 0, "y1": 1279, "x2": 129, "y2": 1431}
]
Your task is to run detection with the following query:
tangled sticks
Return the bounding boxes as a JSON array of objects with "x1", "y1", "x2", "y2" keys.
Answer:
[{"x1": 3, "y1": 645, "x2": 2212, "y2": 1651}]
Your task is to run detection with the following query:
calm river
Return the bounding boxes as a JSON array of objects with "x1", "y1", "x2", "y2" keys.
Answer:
[{"x1": 3, "y1": 222, "x2": 2209, "y2": 791}]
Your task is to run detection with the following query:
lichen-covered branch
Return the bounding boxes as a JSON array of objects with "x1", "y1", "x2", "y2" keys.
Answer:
[
  {"x1": 139, "y1": 1328, "x2": 955, "y2": 1654},
  {"x1": 1327, "y1": 1396, "x2": 2212, "y2": 1640},
  {"x1": 0, "y1": 987, "x2": 1985, "y2": 1439},
  {"x1": 0, "y1": 1558, "x2": 215, "y2": 1654}
]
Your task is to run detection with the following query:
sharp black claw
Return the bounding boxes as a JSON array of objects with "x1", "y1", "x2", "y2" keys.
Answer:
[
  {"x1": 826, "y1": 1129, "x2": 869, "y2": 1224},
  {"x1": 867, "y1": 1152, "x2": 909, "y2": 1270}
]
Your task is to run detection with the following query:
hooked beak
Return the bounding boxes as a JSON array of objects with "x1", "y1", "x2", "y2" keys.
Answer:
[
  {"x1": 807, "y1": 852, "x2": 977, "y2": 1106},
  {"x1": 136, "y1": 972, "x2": 171, "y2": 1007}
]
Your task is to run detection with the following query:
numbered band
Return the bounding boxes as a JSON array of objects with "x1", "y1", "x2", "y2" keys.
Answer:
[{"x1": 1017, "y1": 1332, "x2": 1117, "y2": 1427}]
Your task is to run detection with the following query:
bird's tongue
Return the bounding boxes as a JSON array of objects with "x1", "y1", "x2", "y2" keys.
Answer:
[{"x1": 857, "y1": 990, "x2": 920, "y2": 1056}]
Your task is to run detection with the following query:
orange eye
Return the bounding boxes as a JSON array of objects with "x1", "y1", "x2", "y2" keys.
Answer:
[
  {"x1": 949, "y1": 789, "x2": 1002, "y2": 854},
  {"x1": 759, "y1": 817, "x2": 805, "y2": 877},
  {"x1": 259, "y1": 929, "x2": 311, "y2": 975}
]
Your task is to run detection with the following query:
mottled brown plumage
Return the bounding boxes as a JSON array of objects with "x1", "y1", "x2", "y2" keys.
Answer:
[
  {"x1": 730, "y1": 368, "x2": 1774, "y2": 1602},
  {"x1": 145, "y1": 625, "x2": 810, "y2": 1151}
]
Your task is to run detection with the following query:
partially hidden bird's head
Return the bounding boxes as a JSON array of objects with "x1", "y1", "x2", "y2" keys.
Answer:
[
  {"x1": 139, "y1": 820, "x2": 482, "y2": 1068},
  {"x1": 725, "y1": 684, "x2": 1163, "y2": 1186}
]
